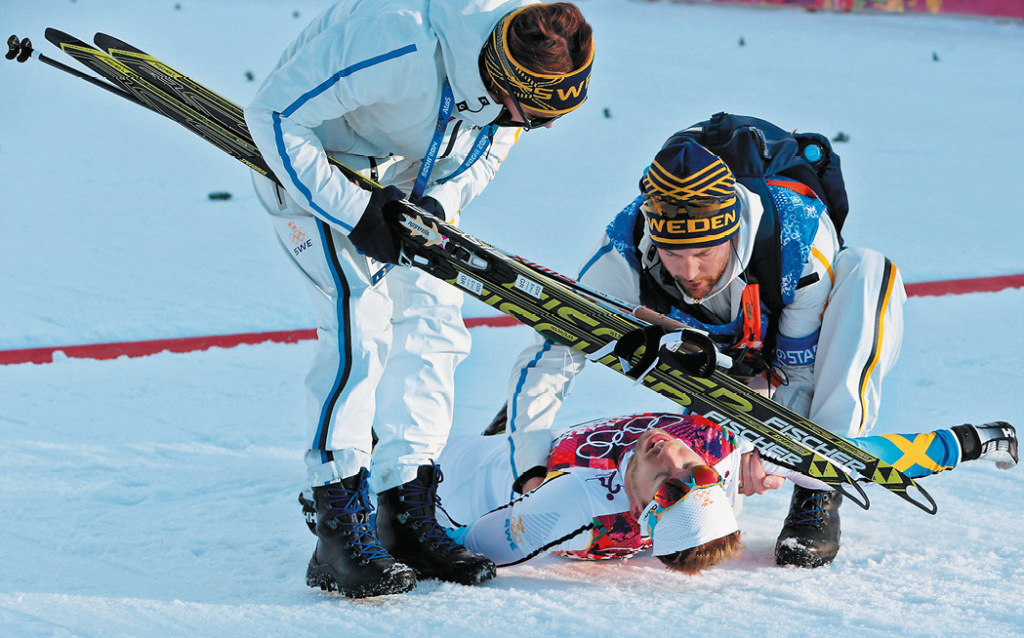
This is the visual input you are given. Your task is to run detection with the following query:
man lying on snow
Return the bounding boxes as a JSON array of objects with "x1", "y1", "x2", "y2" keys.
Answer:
[{"x1": 427, "y1": 412, "x2": 1016, "y2": 574}]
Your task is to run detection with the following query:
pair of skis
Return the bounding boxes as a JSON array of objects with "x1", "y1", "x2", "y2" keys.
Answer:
[{"x1": 8, "y1": 28, "x2": 937, "y2": 514}]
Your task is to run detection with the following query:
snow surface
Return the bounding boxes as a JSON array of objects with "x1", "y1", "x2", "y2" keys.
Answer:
[{"x1": 2, "y1": 0, "x2": 1023, "y2": 636}]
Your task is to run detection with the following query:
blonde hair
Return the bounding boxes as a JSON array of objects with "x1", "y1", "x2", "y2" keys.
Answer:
[{"x1": 656, "y1": 531, "x2": 744, "y2": 575}]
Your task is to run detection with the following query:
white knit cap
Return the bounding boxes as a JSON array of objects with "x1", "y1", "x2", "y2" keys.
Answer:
[{"x1": 638, "y1": 468, "x2": 739, "y2": 556}]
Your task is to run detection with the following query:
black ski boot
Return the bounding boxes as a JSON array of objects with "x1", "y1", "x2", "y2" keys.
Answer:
[
  {"x1": 377, "y1": 463, "x2": 497, "y2": 586},
  {"x1": 306, "y1": 469, "x2": 417, "y2": 598},
  {"x1": 775, "y1": 485, "x2": 843, "y2": 568},
  {"x1": 953, "y1": 421, "x2": 1018, "y2": 469}
]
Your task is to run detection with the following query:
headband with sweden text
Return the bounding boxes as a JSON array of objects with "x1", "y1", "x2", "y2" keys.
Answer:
[{"x1": 482, "y1": 6, "x2": 594, "y2": 116}]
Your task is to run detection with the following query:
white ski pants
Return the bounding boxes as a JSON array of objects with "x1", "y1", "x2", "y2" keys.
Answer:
[
  {"x1": 807, "y1": 246, "x2": 906, "y2": 437},
  {"x1": 254, "y1": 174, "x2": 471, "y2": 492}
]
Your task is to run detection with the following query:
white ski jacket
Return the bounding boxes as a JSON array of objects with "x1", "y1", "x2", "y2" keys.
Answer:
[
  {"x1": 244, "y1": 0, "x2": 532, "y2": 231},
  {"x1": 506, "y1": 183, "x2": 846, "y2": 482}
]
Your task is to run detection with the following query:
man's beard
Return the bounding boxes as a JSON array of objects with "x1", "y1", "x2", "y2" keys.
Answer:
[{"x1": 675, "y1": 261, "x2": 729, "y2": 301}]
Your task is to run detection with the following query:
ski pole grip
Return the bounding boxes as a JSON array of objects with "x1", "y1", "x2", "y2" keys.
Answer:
[
  {"x1": 6, "y1": 35, "x2": 21, "y2": 60},
  {"x1": 6, "y1": 35, "x2": 33, "y2": 63},
  {"x1": 633, "y1": 306, "x2": 688, "y2": 332},
  {"x1": 16, "y1": 37, "x2": 32, "y2": 62}
]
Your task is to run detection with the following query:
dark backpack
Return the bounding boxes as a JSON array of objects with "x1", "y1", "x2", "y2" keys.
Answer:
[{"x1": 639, "y1": 112, "x2": 850, "y2": 364}]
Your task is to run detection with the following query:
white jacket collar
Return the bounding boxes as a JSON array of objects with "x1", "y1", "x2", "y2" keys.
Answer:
[{"x1": 428, "y1": 0, "x2": 537, "y2": 127}]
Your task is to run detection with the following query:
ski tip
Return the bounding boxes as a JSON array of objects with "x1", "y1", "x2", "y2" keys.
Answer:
[
  {"x1": 45, "y1": 27, "x2": 70, "y2": 40},
  {"x1": 93, "y1": 32, "x2": 130, "y2": 54},
  {"x1": 44, "y1": 27, "x2": 83, "y2": 49},
  {"x1": 93, "y1": 32, "x2": 111, "y2": 51}
]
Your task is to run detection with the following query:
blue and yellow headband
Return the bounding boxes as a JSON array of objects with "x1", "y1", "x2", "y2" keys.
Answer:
[{"x1": 483, "y1": 6, "x2": 594, "y2": 116}]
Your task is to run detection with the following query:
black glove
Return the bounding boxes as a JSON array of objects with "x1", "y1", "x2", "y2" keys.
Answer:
[
  {"x1": 349, "y1": 185, "x2": 406, "y2": 264},
  {"x1": 411, "y1": 194, "x2": 446, "y2": 220}
]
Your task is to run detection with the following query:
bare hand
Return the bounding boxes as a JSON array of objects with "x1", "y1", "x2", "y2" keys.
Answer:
[
  {"x1": 738, "y1": 450, "x2": 785, "y2": 496},
  {"x1": 522, "y1": 476, "x2": 544, "y2": 494}
]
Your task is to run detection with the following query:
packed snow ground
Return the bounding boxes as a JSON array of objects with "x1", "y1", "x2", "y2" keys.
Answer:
[{"x1": 2, "y1": 0, "x2": 1023, "y2": 636}]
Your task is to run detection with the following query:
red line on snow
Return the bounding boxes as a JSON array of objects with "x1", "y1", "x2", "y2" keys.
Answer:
[
  {"x1": 903, "y1": 274, "x2": 1024, "y2": 298},
  {"x1": 0, "y1": 329, "x2": 318, "y2": 366},
  {"x1": 3, "y1": 274, "x2": 1022, "y2": 365}
]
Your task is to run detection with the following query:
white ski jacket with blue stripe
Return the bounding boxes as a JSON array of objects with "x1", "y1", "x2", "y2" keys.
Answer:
[{"x1": 244, "y1": 0, "x2": 530, "y2": 229}]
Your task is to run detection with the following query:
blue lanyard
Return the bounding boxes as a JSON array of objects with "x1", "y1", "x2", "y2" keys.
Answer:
[
  {"x1": 411, "y1": 80, "x2": 455, "y2": 200},
  {"x1": 437, "y1": 124, "x2": 496, "y2": 185},
  {"x1": 411, "y1": 79, "x2": 496, "y2": 200}
]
